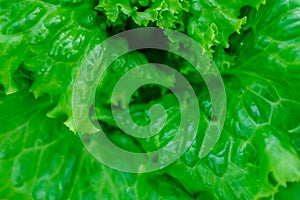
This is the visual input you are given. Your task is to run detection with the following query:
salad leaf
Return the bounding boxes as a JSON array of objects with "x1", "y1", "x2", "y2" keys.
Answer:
[
  {"x1": 165, "y1": 0, "x2": 300, "y2": 199},
  {"x1": 0, "y1": 0, "x2": 299, "y2": 199},
  {"x1": 96, "y1": 0, "x2": 190, "y2": 29},
  {"x1": 187, "y1": 0, "x2": 265, "y2": 49},
  {"x1": 0, "y1": 90, "x2": 193, "y2": 200},
  {"x1": 0, "y1": 0, "x2": 107, "y2": 131}
]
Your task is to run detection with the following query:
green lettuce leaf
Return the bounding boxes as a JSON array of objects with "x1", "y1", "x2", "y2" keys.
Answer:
[
  {"x1": 0, "y1": 0, "x2": 107, "y2": 131},
  {"x1": 166, "y1": 0, "x2": 300, "y2": 199},
  {"x1": 96, "y1": 0, "x2": 190, "y2": 29},
  {"x1": 94, "y1": 0, "x2": 300, "y2": 199},
  {"x1": 0, "y1": 90, "x2": 193, "y2": 200},
  {"x1": 96, "y1": 0, "x2": 265, "y2": 51},
  {"x1": 1, "y1": 0, "x2": 299, "y2": 199},
  {"x1": 187, "y1": 0, "x2": 265, "y2": 50}
]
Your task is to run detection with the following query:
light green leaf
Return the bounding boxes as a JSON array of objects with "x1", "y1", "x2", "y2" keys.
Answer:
[
  {"x1": 0, "y1": 91, "x2": 193, "y2": 200},
  {"x1": 187, "y1": 0, "x2": 265, "y2": 50}
]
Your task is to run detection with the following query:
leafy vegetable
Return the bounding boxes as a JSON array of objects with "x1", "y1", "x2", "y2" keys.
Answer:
[
  {"x1": 0, "y1": 91, "x2": 193, "y2": 199},
  {"x1": 0, "y1": 0, "x2": 299, "y2": 199},
  {"x1": 96, "y1": 0, "x2": 190, "y2": 29}
]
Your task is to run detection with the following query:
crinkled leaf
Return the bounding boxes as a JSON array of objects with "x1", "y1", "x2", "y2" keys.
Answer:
[
  {"x1": 0, "y1": 0, "x2": 107, "y2": 131},
  {"x1": 187, "y1": 0, "x2": 265, "y2": 50},
  {"x1": 0, "y1": 91, "x2": 193, "y2": 200},
  {"x1": 96, "y1": 0, "x2": 190, "y2": 29},
  {"x1": 165, "y1": 0, "x2": 300, "y2": 199}
]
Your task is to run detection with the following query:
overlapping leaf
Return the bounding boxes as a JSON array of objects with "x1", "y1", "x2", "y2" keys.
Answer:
[
  {"x1": 0, "y1": 90, "x2": 193, "y2": 200},
  {"x1": 0, "y1": 0, "x2": 300, "y2": 199},
  {"x1": 0, "y1": 0, "x2": 107, "y2": 131}
]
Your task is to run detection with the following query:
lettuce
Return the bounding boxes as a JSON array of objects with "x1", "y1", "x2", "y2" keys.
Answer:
[{"x1": 0, "y1": 0, "x2": 299, "y2": 199}]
